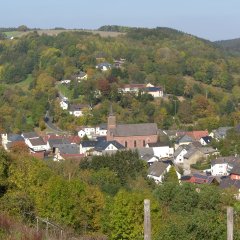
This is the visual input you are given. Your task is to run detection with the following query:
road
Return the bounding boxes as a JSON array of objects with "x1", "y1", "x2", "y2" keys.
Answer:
[{"x1": 44, "y1": 111, "x2": 68, "y2": 134}]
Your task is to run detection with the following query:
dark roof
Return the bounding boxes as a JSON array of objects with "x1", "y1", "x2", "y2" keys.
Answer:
[
  {"x1": 110, "y1": 123, "x2": 158, "y2": 137},
  {"x1": 178, "y1": 135, "x2": 193, "y2": 143},
  {"x1": 98, "y1": 123, "x2": 107, "y2": 130},
  {"x1": 8, "y1": 134, "x2": 24, "y2": 142},
  {"x1": 184, "y1": 148, "x2": 201, "y2": 159},
  {"x1": 57, "y1": 144, "x2": 80, "y2": 154},
  {"x1": 29, "y1": 137, "x2": 46, "y2": 146},
  {"x1": 219, "y1": 177, "x2": 240, "y2": 189},
  {"x1": 230, "y1": 165, "x2": 240, "y2": 175},
  {"x1": 69, "y1": 104, "x2": 89, "y2": 112},
  {"x1": 21, "y1": 132, "x2": 39, "y2": 139},
  {"x1": 77, "y1": 71, "x2": 87, "y2": 78},
  {"x1": 140, "y1": 153, "x2": 158, "y2": 162},
  {"x1": 213, "y1": 127, "x2": 232, "y2": 138},
  {"x1": 94, "y1": 140, "x2": 124, "y2": 152},
  {"x1": 211, "y1": 156, "x2": 240, "y2": 165},
  {"x1": 148, "y1": 161, "x2": 171, "y2": 177},
  {"x1": 81, "y1": 141, "x2": 98, "y2": 148},
  {"x1": 48, "y1": 138, "x2": 70, "y2": 148},
  {"x1": 96, "y1": 136, "x2": 107, "y2": 142},
  {"x1": 145, "y1": 87, "x2": 162, "y2": 92},
  {"x1": 201, "y1": 136, "x2": 212, "y2": 144},
  {"x1": 138, "y1": 147, "x2": 154, "y2": 157}
]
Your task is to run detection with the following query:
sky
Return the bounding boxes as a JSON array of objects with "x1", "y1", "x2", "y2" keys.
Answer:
[{"x1": 1, "y1": 0, "x2": 239, "y2": 41}]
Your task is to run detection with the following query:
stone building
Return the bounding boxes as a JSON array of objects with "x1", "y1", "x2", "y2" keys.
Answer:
[{"x1": 106, "y1": 113, "x2": 158, "y2": 149}]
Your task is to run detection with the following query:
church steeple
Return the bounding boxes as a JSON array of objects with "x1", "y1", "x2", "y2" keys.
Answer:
[{"x1": 108, "y1": 103, "x2": 116, "y2": 129}]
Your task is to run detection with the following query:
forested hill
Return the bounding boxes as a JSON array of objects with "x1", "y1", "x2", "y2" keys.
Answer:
[
  {"x1": 215, "y1": 38, "x2": 240, "y2": 56},
  {"x1": 1, "y1": 27, "x2": 240, "y2": 132}
]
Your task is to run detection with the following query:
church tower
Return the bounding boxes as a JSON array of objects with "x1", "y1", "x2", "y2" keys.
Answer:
[{"x1": 107, "y1": 104, "x2": 116, "y2": 130}]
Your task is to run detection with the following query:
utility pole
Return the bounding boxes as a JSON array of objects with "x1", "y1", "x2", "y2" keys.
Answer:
[
  {"x1": 144, "y1": 199, "x2": 151, "y2": 240},
  {"x1": 227, "y1": 206, "x2": 233, "y2": 240}
]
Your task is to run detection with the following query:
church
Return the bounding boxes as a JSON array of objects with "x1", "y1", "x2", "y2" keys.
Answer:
[{"x1": 106, "y1": 112, "x2": 158, "y2": 149}]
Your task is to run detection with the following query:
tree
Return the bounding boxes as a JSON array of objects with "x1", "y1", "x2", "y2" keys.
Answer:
[{"x1": 164, "y1": 166, "x2": 179, "y2": 184}]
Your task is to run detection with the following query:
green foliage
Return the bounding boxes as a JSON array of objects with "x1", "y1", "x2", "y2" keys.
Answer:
[
  {"x1": 164, "y1": 166, "x2": 179, "y2": 184},
  {"x1": 80, "y1": 150, "x2": 146, "y2": 185}
]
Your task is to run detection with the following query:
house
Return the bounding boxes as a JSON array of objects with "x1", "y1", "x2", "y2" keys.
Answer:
[
  {"x1": 80, "y1": 141, "x2": 98, "y2": 154},
  {"x1": 76, "y1": 71, "x2": 88, "y2": 81},
  {"x1": 77, "y1": 126, "x2": 96, "y2": 138},
  {"x1": 21, "y1": 132, "x2": 39, "y2": 140},
  {"x1": 200, "y1": 136, "x2": 212, "y2": 146},
  {"x1": 78, "y1": 129, "x2": 87, "y2": 138},
  {"x1": 175, "y1": 135, "x2": 193, "y2": 149},
  {"x1": 147, "y1": 161, "x2": 172, "y2": 184},
  {"x1": 219, "y1": 177, "x2": 240, "y2": 199},
  {"x1": 46, "y1": 138, "x2": 71, "y2": 152},
  {"x1": 119, "y1": 83, "x2": 163, "y2": 98},
  {"x1": 60, "y1": 79, "x2": 71, "y2": 84},
  {"x1": 96, "y1": 62, "x2": 112, "y2": 71},
  {"x1": 211, "y1": 156, "x2": 240, "y2": 176},
  {"x1": 113, "y1": 58, "x2": 126, "y2": 68},
  {"x1": 95, "y1": 124, "x2": 108, "y2": 136},
  {"x1": 60, "y1": 100, "x2": 69, "y2": 110},
  {"x1": 182, "y1": 147, "x2": 205, "y2": 174},
  {"x1": 92, "y1": 140, "x2": 125, "y2": 156},
  {"x1": 186, "y1": 130, "x2": 209, "y2": 141},
  {"x1": 210, "y1": 127, "x2": 232, "y2": 141},
  {"x1": 106, "y1": 112, "x2": 158, "y2": 149},
  {"x1": 25, "y1": 137, "x2": 48, "y2": 152},
  {"x1": 173, "y1": 145, "x2": 188, "y2": 165},
  {"x1": 54, "y1": 144, "x2": 83, "y2": 161},
  {"x1": 145, "y1": 142, "x2": 174, "y2": 159},
  {"x1": 1, "y1": 133, "x2": 25, "y2": 151},
  {"x1": 141, "y1": 154, "x2": 159, "y2": 166},
  {"x1": 145, "y1": 87, "x2": 163, "y2": 98},
  {"x1": 119, "y1": 84, "x2": 146, "y2": 94},
  {"x1": 69, "y1": 104, "x2": 89, "y2": 117},
  {"x1": 182, "y1": 173, "x2": 216, "y2": 185}
]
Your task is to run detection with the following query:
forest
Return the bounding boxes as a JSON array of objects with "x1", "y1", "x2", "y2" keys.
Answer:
[
  {"x1": 1, "y1": 148, "x2": 240, "y2": 239},
  {"x1": 0, "y1": 27, "x2": 240, "y2": 133},
  {"x1": 1, "y1": 27, "x2": 240, "y2": 238}
]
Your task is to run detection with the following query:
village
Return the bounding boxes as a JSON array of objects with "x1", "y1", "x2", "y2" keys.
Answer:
[{"x1": 2, "y1": 103, "x2": 239, "y2": 195}]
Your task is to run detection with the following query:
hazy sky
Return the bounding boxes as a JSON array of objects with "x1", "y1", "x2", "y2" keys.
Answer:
[{"x1": 1, "y1": 0, "x2": 239, "y2": 41}]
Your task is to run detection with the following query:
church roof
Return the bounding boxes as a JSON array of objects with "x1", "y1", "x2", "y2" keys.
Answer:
[{"x1": 110, "y1": 123, "x2": 158, "y2": 137}]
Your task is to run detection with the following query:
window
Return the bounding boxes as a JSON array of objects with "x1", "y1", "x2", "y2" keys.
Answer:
[
  {"x1": 125, "y1": 141, "x2": 128, "y2": 148},
  {"x1": 143, "y1": 140, "x2": 146, "y2": 147},
  {"x1": 134, "y1": 140, "x2": 137, "y2": 148}
]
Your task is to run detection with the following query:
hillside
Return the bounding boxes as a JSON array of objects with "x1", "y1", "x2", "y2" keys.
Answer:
[
  {"x1": 0, "y1": 27, "x2": 240, "y2": 132},
  {"x1": 215, "y1": 38, "x2": 240, "y2": 55}
]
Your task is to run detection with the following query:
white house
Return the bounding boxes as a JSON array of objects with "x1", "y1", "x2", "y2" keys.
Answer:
[
  {"x1": 69, "y1": 104, "x2": 89, "y2": 117},
  {"x1": 211, "y1": 156, "x2": 240, "y2": 176},
  {"x1": 60, "y1": 100, "x2": 69, "y2": 110},
  {"x1": 146, "y1": 142, "x2": 174, "y2": 159},
  {"x1": 96, "y1": 63, "x2": 112, "y2": 71},
  {"x1": 60, "y1": 80, "x2": 71, "y2": 84},
  {"x1": 80, "y1": 141, "x2": 98, "y2": 155},
  {"x1": 200, "y1": 136, "x2": 212, "y2": 146},
  {"x1": 147, "y1": 161, "x2": 172, "y2": 184},
  {"x1": 78, "y1": 129, "x2": 87, "y2": 138},
  {"x1": 92, "y1": 140, "x2": 125, "y2": 156},
  {"x1": 76, "y1": 71, "x2": 88, "y2": 81},
  {"x1": 173, "y1": 145, "x2": 188, "y2": 165},
  {"x1": 145, "y1": 87, "x2": 164, "y2": 98},
  {"x1": 95, "y1": 124, "x2": 107, "y2": 136},
  {"x1": 25, "y1": 137, "x2": 48, "y2": 152}
]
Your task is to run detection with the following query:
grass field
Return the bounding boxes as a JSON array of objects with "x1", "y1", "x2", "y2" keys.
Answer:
[
  {"x1": 13, "y1": 74, "x2": 33, "y2": 90},
  {"x1": 4, "y1": 29, "x2": 125, "y2": 38}
]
